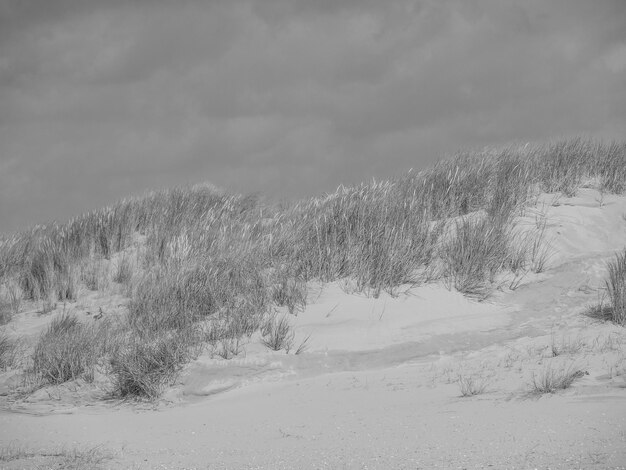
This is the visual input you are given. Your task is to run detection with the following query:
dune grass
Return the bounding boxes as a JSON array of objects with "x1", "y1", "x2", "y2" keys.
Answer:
[
  {"x1": 531, "y1": 362, "x2": 587, "y2": 395},
  {"x1": 109, "y1": 328, "x2": 201, "y2": 398},
  {"x1": 31, "y1": 313, "x2": 108, "y2": 384},
  {"x1": 0, "y1": 329, "x2": 20, "y2": 370},
  {"x1": 261, "y1": 314, "x2": 295, "y2": 352},
  {"x1": 605, "y1": 248, "x2": 626, "y2": 326},
  {"x1": 1, "y1": 137, "x2": 625, "y2": 397},
  {"x1": 457, "y1": 373, "x2": 489, "y2": 397}
]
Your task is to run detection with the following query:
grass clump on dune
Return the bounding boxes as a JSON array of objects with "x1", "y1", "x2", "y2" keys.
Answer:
[
  {"x1": 31, "y1": 313, "x2": 110, "y2": 384},
  {"x1": 531, "y1": 362, "x2": 586, "y2": 395},
  {"x1": 605, "y1": 248, "x2": 626, "y2": 326},
  {"x1": 287, "y1": 180, "x2": 443, "y2": 296},
  {"x1": 0, "y1": 329, "x2": 20, "y2": 370},
  {"x1": 440, "y1": 215, "x2": 515, "y2": 296},
  {"x1": 1, "y1": 137, "x2": 625, "y2": 397},
  {"x1": 109, "y1": 329, "x2": 200, "y2": 398}
]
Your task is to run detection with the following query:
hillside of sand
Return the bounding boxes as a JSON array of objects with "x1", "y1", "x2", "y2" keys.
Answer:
[{"x1": 1, "y1": 188, "x2": 625, "y2": 469}]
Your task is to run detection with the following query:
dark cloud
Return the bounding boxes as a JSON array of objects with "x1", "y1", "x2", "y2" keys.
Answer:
[{"x1": 1, "y1": 0, "x2": 625, "y2": 232}]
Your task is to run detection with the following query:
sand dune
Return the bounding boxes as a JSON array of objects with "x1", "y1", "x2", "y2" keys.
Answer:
[{"x1": 1, "y1": 188, "x2": 626, "y2": 469}]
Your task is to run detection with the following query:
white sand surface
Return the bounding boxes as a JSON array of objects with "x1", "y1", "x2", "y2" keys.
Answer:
[{"x1": 1, "y1": 189, "x2": 626, "y2": 469}]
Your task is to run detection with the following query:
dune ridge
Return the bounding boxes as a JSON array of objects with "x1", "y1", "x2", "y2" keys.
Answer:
[{"x1": 1, "y1": 137, "x2": 626, "y2": 468}]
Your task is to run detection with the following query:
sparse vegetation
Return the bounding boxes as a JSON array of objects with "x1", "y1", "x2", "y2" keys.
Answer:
[
  {"x1": 0, "y1": 443, "x2": 111, "y2": 469},
  {"x1": 0, "y1": 137, "x2": 625, "y2": 397},
  {"x1": 586, "y1": 301, "x2": 614, "y2": 322},
  {"x1": 261, "y1": 314, "x2": 295, "y2": 352},
  {"x1": 550, "y1": 333, "x2": 583, "y2": 357},
  {"x1": 531, "y1": 362, "x2": 587, "y2": 394},
  {"x1": 213, "y1": 336, "x2": 244, "y2": 360},
  {"x1": 457, "y1": 374, "x2": 488, "y2": 397}
]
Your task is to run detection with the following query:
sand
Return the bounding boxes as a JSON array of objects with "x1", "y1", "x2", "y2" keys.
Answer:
[{"x1": 1, "y1": 188, "x2": 626, "y2": 469}]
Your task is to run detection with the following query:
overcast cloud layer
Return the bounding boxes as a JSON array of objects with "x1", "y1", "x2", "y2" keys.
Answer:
[{"x1": 1, "y1": 0, "x2": 625, "y2": 232}]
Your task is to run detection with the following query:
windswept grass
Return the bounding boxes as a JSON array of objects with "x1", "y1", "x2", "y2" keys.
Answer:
[
  {"x1": 440, "y1": 214, "x2": 515, "y2": 296},
  {"x1": 605, "y1": 248, "x2": 626, "y2": 325},
  {"x1": 0, "y1": 329, "x2": 20, "y2": 370},
  {"x1": 1, "y1": 137, "x2": 625, "y2": 397},
  {"x1": 31, "y1": 313, "x2": 112, "y2": 384},
  {"x1": 261, "y1": 314, "x2": 295, "y2": 352},
  {"x1": 109, "y1": 329, "x2": 201, "y2": 398}
]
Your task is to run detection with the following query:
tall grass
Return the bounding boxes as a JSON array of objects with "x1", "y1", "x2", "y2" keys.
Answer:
[
  {"x1": 605, "y1": 248, "x2": 626, "y2": 325},
  {"x1": 31, "y1": 313, "x2": 111, "y2": 384},
  {"x1": 285, "y1": 181, "x2": 443, "y2": 295},
  {"x1": 3, "y1": 138, "x2": 623, "y2": 303},
  {"x1": 109, "y1": 328, "x2": 201, "y2": 398},
  {"x1": 440, "y1": 214, "x2": 515, "y2": 296},
  {"x1": 0, "y1": 329, "x2": 20, "y2": 370},
  {"x1": 1, "y1": 137, "x2": 625, "y2": 397}
]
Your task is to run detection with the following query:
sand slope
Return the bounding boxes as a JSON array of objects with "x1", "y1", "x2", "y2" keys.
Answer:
[{"x1": 2, "y1": 189, "x2": 626, "y2": 469}]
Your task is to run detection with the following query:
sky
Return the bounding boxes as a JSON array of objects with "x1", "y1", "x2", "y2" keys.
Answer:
[{"x1": 1, "y1": 0, "x2": 625, "y2": 233}]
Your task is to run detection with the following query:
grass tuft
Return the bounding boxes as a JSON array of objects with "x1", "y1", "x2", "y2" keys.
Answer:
[
  {"x1": 440, "y1": 215, "x2": 513, "y2": 296},
  {"x1": 531, "y1": 363, "x2": 587, "y2": 394},
  {"x1": 261, "y1": 314, "x2": 295, "y2": 352},
  {"x1": 271, "y1": 272, "x2": 307, "y2": 315},
  {"x1": 0, "y1": 329, "x2": 20, "y2": 370},
  {"x1": 457, "y1": 374, "x2": 488, "y2": 397},
  {"x1": 31, "y1": 313, "x2": 105, "y2": 384},
  {"x1": 605, "y1": 248, "x2": 626, "y2": 325},
  {"x1": 109, "y1": 329, "x2": 200, "y2": 398}
]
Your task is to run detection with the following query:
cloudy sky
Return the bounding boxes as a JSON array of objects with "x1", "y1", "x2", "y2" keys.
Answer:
[{"x1": 1, "y1": 0, "x2": 625, "y2": 232}]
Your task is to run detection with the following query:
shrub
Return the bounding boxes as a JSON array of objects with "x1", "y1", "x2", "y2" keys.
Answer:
[
  {"x1": 606, "y1": 248, "x2": 626, "y2": 325},
  {"x1": 31, "y1": 313, "x2": 101, "y2": 384}
]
